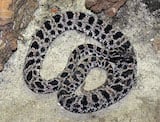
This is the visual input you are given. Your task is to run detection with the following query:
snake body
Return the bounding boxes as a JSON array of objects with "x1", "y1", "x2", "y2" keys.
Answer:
[{"x1": 23, "y1": 11, "x2": 137, "y2": 113}]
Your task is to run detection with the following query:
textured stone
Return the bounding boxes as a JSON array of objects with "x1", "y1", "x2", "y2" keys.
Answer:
[{"x1": 85, "y1": 0, "x2": 127, "y2": 17}]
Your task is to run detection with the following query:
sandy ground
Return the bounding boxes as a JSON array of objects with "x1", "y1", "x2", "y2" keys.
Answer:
[{"x1": 0, "y1": 0, "x2": 160, "y2": 122}]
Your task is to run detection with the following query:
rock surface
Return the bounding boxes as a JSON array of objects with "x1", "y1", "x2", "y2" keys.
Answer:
[
  {"x1": 85, "y1": 0, "x2": 127, "y2": 17},
  {"x1": 0, "y1": 0, "x2": 38, "y2": 71},
  {"x1": 0, "y1": 0, "x2": 160, "y2": 122}
]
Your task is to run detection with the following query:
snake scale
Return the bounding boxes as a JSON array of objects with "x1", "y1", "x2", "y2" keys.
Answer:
[{"x1": 23, "y1": 11, "x2": 137, "y2": 113}]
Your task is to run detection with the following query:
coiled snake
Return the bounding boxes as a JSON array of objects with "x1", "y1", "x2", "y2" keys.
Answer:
[{"x1": 23, "y1": 11, "x2": 137, "y2": 113}]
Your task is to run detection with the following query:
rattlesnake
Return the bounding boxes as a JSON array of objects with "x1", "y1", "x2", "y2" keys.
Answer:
[{"x1": 23, "y1": 11, "x2": 137, "y2": 113}]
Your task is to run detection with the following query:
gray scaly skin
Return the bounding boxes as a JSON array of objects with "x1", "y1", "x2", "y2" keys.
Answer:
[{"x1": 23, "y1": 11, "x2": 137, "y2": 113}]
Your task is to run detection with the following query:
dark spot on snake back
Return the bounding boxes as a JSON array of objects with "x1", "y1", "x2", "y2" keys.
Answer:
[
  {"x1": 81, "y1": 96, "x2": 88, "y2": 105},
  {"x1": 44, "y1": 21, "x2": 51, "y2": 30},
  {"x1": 97, "y1": 19, "x2": 103, "y2": 25},
  {"x1": 49, "y1": 80, "x2": 58, "y2": 85},
  {"x1": 68, "y1": 64, "x2": 74, "y2": 69},
  {"x1": 66, "y1": 11, "x2": 74, "y2": 19},
  {"x1": 66, "y1": 97, "x2": 76, "y2": 107},
  {"x1": 91, "y1": 57, "x2": 96, "y2": 61},
  {"x1": 40, "y1": 47, "x2": 45, "y2": 52},
  {"x1": 36, "y1": 59, "x2": 40, "y2": 63},
  {"x1": 58, "y1": 30, "x2": 62, "y2": 34},
  {"x1": 63, "y1": 80, "x2": 70, "y2": 85},
  {"x1": 25, "y1": 59, "x2": 35, "y2": 69},
  {"x1": 45, "y1": 38, "x2": 49, "y2": 43},
  {"x1": 79, "y1": 64, "x2": 85, "y2": 69},
  {"x1": 67, "y1": 21, "x2": 72, "y2": 26},
  {"x1": 79, "y1": 12, "x2": 86, "y2": 20},
  {"x1": 58, "y1": 90, "x2": 69, "y2": 96},
  {"x1": 26, "y1": 71, "x2": 32, "y2": 81},
  {"x1": 99, "y1": 90, "x2": 110, "y2": 102},
  {"x1": 94, "y1": 29, "x2": 99, "y2": 36},
  {"x1": 77, "y1": 22, "x2": 82, "y2": 27},
  {"x1": 61, "y1": 72, "x2": 68, "y2": 78},
  {"x1": 31, "y1": 41, "x2": 39, "y2": 49},
  {"x1": 92, "y1": 94, "x2": 99, "y2": 102},
  {"x1": 101, "y1": 34, "x2": 106, "y2": 39},
  {"x1": 58, "y1": 23, "x2": 63, "y2": 28},
  {"x1": 35, "y1": 82, "x2": 44, "y2": 89},
  {"x1": 78, "y1": 45, "x2": 85, "y2": 50},
  {"x1": 38, "y1": 89, "x2": 44, "y2": 93},
  {"x1": 104, "y1": 25, "x2": 112, "y2": 34},
  {"x1": 122, "y1": 41, "x2": 131, "y2": 49},
  {"x1": 122, "y1": 69, "x2": 133, "y2": 78},
  {"x1": 87, "y1": 44, "x2": 93, "y2": 49},
  {"x1": 36, "y1": 30, "x2": 44, "y2": 39},
  {"x1": 88, "y1": 16, "x2": 95, "y2": 25},
  {"x1": 109, "y1": 40, "x2": 113, "y2": 45},
  {"x1": 53, "y1": 14, "x2": 61, "y2": 23},
  {"x1": 122, "y1": 88, "x2": 128, "y2": 94},
  {"x1": 28, "y1": 52, "x2": 33, "y2": 57},
  {"x1": 85, "y1": 25, "x2": 91, "y2": 30},
  {"x1": 111, "y1": 84, "x2": 123, "y2": 92},
  {"x1": 88, "y1": 32, "x2": 92, "y2": 36},
  {"x1": 96, "y1": 47, "x2": 101, "y2": 52},
  {"x1": 113, "y1": 32, "x2": 123, "y2": 40},
  {"x1": 50, "y1": 30, "x2": 55, "y2": 35}
]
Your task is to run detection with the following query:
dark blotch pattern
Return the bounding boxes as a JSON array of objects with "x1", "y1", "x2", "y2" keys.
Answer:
[
  {"x1": 88, "y1": 44, "x2": 93, "y2": 49},
  {"x1": 36, "y1": 30, "x2": 44, "y2": 39},
  {"x1": 109, "y1": 40, "x2": 113, "y2": 45},
  {"x1": 92, "y1": 94, "x2": 99, "y2": 102},
  {"x1": 111, "y1": 84, "x2": 123, "y2": 92},
  {"x1": 26, "y1": 71, "x2": 32, "y2": 81},
  {"x1": 66, "y1": 97, "x2": 76, "y2": 107},
  {"x1": 113, "y1": 32, "x2": 123, "y2": 40},
  {"x1": 63, "y1": 80, "x2": 70, "y2": 85},
  {"x1": 104, "y1": 25, "x2": 112, "y2": 34},
  {"x1": 58, "y1": 90, "x2": 69, "y2": 96},
  {"x1": 122, "y1": 70, "x2": 133, "y2": 78},
  {"x1": 100, "y1": 90, "x2": 110, "y2": 102},
  {"x1": 67, "y1": 21, "x2": 72, "y2": 26},
  {"x1": 66, "y1": 11, "x2": 74, "y2": 19},
  {"x1": 58, "y1": 23, "x2": 63, "y2": 28},
  {"x1": 31, "y1": 41, "x2": 39, "y2": 49},
  {"x1": 61, "y1": 72, "x2": 68, "y2": 78},
  {"x1": 28, "y1": 52, "x2": 33, "y2": 57},
  {"x1": 35, "y1": 82, "x2": 44, "y2": 89},
  {"x1": 50, "y1": 30, "x2": 55, "y2": 35},
  {"x1": 91, "y1": 57, "x2": 96, "y2": 61},
  {"x1": 78, "y1": 45, "x2": 85, "y2": 50},
  {"x1": 88, "y1": 16, "x2": 95, "y2": 25},
  {"x1": 53, "y1": 14, "x2": 61, "y2": 23},
  {"x1": 45, "y1": 38, "x2": 49, "y2": 43},
  {"x1": 49, "y1": 80, "x2": 58, "y2": 85},
  {"x1": 77, "y1": 22, "x2": 82, "y2": 27},
  {"x1": 68, "y1": 64, "x2": 74, "y2": 69},
  {"x1": 81, "y1": 96, "x2": 88, "y2": 105},
  {"x1": 97, "y1": 19, "x2": 103, "y2": 25},
  {"x1": 101, "y1": 34, "x2": 106, "y2": 39},
  {"x1": 122, "y1": 41, "x2": 131, "y2": 49},
  {"x1": 44, "y1": 21, "x2": 51, "y2": 30},
  {"x1": 94, "y1": 29, "x2": 99, "y2": 36},
  {"x1": 85, "y1": 25, "x2": 91, "y2": 30},
  {"x1": 25, "y1": 59, "x2": 35, "y2": 69},
  {"x1": 79, "y1": 64, "x2": 85, "y2": 68},
  {"x1": 79, "y1": 12, "x2": 86, "y2": 20},
  {"x1": 40, "y1": 47, "x2": 45, "y2": 52}
]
